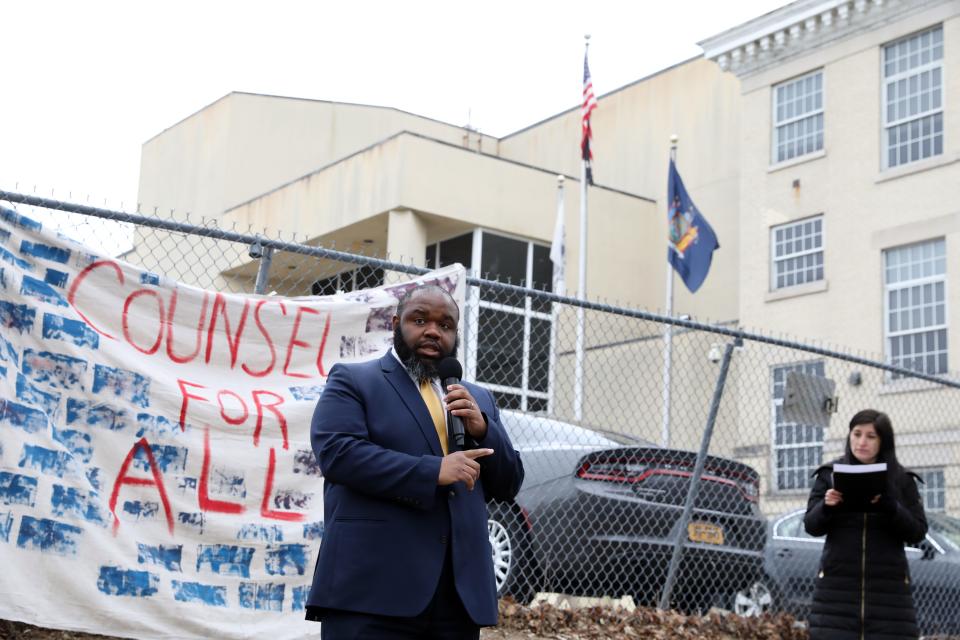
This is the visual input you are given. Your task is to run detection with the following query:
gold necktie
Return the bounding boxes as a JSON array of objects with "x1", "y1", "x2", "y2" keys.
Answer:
[{"x1": 419, "y1": 379, "x2": 448, "y2": 456}]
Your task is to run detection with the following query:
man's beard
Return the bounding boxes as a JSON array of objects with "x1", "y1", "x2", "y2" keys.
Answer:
[{"x1": 394, "y1": 325, "x2": 459, "y2": 381}]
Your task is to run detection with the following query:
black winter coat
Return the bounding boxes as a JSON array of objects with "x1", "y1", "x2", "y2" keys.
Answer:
[{"x1": 804, "y1": 458, "x2": 928, "y2": 640}]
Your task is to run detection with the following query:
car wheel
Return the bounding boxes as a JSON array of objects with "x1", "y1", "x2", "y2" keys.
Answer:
[
  {"x1": 487, "y1": 504, "x2": 538, "y2": 605},
  {"x1": 732, "y1": 578, "x2": 777, "y2": 617}
]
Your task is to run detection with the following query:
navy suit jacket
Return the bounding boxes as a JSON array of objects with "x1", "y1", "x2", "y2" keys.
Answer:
[{"x1": 306, "y1": 353, "x2": 524, "y2": 625}]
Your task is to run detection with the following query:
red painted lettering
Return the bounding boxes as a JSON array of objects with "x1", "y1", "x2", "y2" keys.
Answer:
[
  {"x1": 252, "y1": 390, "x2": 288, "y2": 449},
  {"x1": 67, "y1": 260, "x2": 124, "y2": 340},
  {"x1": 241, "y1": 300, "x2": 285, "y2": 378},
  {"x1": 282, "y1": 306, "x2": 320, "y2": 379},
  {"x1": 315, "y1": 311, "x2": 332, "y2": 377},
  {"x1": 108, "y1": 438, "x2": 174, "y2": 535},
  {"x1": 166, "y1": 289, "x2": 209, "y2": 364},
  {"x1": 216, "y1": 390, "x2": 249, "y2": 426},
  {"x1": 122, "y1": 289, "x2": 164, "y2": 355},
  {"x1": 260, "y1": 448, "x2": 306, "y2": 522},
  {"x1": 205, "y1": 293, "x2": 250, "y2": 368},
  {"x1": 197, "y1": 427, "x2": 246, "y2": 515},
  {"x1": 177, "y1": 379, "x2": 208, "y2": 431}
]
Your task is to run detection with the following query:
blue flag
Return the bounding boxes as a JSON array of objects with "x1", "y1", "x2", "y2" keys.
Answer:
[{"x1": 667, "y1": 159, "x2": 719, "y2": 293}]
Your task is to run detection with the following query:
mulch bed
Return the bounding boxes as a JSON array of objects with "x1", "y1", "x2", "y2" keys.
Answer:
[
  {"x1": 493, "y1": 599, "x2": 807, "y2": 639},
  {"x1": 0, "y1": 602, "x2": 822, "y2": 640}
]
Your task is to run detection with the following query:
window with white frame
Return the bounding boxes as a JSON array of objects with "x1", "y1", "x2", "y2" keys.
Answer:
[
  {"x1": 884, "y1": 238, "x2": 947, "y2": 377},
  {"x1": 773, "y1": 70, "x2": 824, "y2": 163},
  {"x1": 426, "y1": 230, "x2": 553, "y2": 413},
  {"x1": 772, "y1": 361, "x2": 825, "y2": 491},
  {"x1": 770, "y1": 216, "x2": 823, "y2": 290},
  {"x1": 883, "y1": 26, "x2": 944, "y2": 169},
  {"x1": 915, "y1": 468, "x2": 946, "y2": 512}
]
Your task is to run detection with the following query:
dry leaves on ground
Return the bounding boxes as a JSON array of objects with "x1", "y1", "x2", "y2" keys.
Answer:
[
  {"x1": 3, "y1": 602, "x2": 806, "y2": 640},
  {"x1": 0, "y1": 619, "x2": 110, "y2": 640},
  {"x1": 487, "y1": 598, "x2": 807, "y2": 640}
]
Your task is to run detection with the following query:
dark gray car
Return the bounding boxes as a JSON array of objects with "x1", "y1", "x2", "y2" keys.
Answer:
[{"x1": 486, "y1": 411, "x2": 766, "y2": 611}]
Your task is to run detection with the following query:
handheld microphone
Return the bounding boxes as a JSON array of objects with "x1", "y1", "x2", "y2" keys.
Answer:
[{"x1": 437, "y1": 357, "x2": 466, "y2": 450}]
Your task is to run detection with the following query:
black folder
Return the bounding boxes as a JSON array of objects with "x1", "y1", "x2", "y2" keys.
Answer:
[{"x1": 832, "y1": 462, "x2": 887, "y2": 506}]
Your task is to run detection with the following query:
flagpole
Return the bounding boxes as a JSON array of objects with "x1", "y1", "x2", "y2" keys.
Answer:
[
  {"x1": 575, "y1": 157, "x2": 587, "y2": 422},
  {"x1": 661, "y1": 134, "x2": 678, "y2": 447},
  {"x1": 574, "y1": 34, "x2": 590, "y2": 423}
]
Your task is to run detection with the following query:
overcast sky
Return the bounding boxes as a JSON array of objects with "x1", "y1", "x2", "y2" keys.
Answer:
[{"x1": 3, "y1": 0, "x2": 788, "y2": 212}]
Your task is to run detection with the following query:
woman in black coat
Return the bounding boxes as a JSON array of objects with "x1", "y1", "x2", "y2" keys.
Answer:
[{"x1": 804, "y1": 409, "x2": 927, "y2": 640}]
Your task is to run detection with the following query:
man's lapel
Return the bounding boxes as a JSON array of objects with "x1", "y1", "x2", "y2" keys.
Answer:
[{"x1": 380, "y1": 353, "x2": 444, "y2": 456}]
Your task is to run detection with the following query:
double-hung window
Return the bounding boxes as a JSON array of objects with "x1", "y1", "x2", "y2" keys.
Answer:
[
  {"x1": 883, "y1": 26, "x2": 944, "y2": 169},
  {"x1": 773, "y1": 70, "x2": 823, "y2": 163},
  {"x1": 884, "y1": 238, "x2": 947, "y2": 377},
  {"x1": 771, "y1": 361, "x2": 826, "y2": 491},
  {"x1": 915, "y1": 468, "x2": 946, "y2": 512},
  {"x1": 770, "y1": 216, "x2": 823, "y2": 290}
]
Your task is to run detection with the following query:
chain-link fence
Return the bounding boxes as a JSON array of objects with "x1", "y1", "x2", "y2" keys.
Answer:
[{"x1": 4, "y1": 191, "x2": 960, "y2": 636}]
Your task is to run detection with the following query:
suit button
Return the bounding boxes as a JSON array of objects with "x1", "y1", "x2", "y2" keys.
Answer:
[
  {"x1": 440, "y1": 535, "x2": 448, "y2": 545},
  {"x1": 448, "y1": 490, "x2": 456, "y2": 498}
]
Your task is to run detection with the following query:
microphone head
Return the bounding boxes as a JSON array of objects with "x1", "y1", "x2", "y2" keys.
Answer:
[{"x1": 437, "y1": 357, "x2": 463, "y2": 381}]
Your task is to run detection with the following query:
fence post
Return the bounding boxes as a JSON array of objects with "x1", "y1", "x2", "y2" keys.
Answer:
[
  {"x1": 657, "y1": 336, "x2": 741, "y2": 611},
  {"x1": 250, "y1": 237, "x2": 274, "y2": 295}
]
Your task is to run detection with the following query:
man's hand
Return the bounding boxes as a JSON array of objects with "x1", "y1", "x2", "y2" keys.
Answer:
[
  {"x1": 444, "y1": 384, "x2": 487, "y2": 439},
  {"x1": 438, "y1": 448, "x2": 494, "y2": 491}
]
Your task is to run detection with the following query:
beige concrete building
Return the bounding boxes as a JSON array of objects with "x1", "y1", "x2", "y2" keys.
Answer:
[
  {"x1": 702, "y1": 0, "x2": 960, "y2": 514},
  {"x1": 136, "y1": 0, "x2": 960, "y2": 515},
  {"x1": 132, "y1": 59, "x2": 743, "y2": 431}
]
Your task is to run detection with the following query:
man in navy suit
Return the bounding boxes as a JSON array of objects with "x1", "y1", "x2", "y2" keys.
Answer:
[{"x1": 305, "y1": 284, "x2": 525, "y2": 639}]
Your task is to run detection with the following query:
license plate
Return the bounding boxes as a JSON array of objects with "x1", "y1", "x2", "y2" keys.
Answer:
[{"x1": 687, "y1": 522, "x2": 724, "y2": 545}]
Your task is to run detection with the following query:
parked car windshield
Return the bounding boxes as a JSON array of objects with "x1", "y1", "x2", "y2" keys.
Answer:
[
  {"x1": 929, "y1": 514, "x2": 960, "y2": 551},
  {"x1": 775, "y1": 510, "x2": 960, "y2": 552}
]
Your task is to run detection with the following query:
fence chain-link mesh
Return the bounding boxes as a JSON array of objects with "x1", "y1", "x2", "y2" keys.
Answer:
[{"x1": 4, "y1": 192, "x2": 960, "y2": 636}]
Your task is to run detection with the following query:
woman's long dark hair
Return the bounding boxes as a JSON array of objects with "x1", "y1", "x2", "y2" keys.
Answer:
[{"x1": 844, "y1": 409, "x2": 905, "y2": 496}]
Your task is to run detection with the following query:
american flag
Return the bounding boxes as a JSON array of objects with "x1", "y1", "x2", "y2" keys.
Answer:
[{"x1": 581, "y1": 51, "x2": 598, "y2": 185}]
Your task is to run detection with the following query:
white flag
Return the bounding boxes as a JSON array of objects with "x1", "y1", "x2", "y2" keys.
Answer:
[{"x1": 550, "y1": 180, "x2": 566, "y2": 296}]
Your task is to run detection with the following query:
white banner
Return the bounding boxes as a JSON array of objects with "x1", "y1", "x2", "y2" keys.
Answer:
[{"x1": 0, "y1": 205, "x2": 466, "y2": 639}]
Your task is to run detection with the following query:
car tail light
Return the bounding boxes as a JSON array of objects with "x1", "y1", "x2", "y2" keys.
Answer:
[
  {"x1": 577, "y1": 456, "x2": 760, "y2": 504},
  {"x1": 576, "y1": 460, "x2": 650, "y2": 483}
]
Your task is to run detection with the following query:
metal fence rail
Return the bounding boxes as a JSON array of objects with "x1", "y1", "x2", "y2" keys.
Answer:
[{"x1": 4, "y1": 191, "x2": 960, "y2": 634}]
